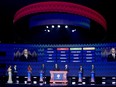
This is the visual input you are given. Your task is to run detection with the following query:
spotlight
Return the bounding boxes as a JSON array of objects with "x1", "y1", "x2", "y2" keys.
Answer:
[
  {"x1": 24, "y1": 81, "x2": 27, "y2": 84},
  {"x1": 72, "y1": 29, "x2": 76, "y2": 32},
  {"x1": 65, "y1": 25, "x2": 68, "y2": 28},
  {"x1": 57, "y1": 25, "x2": 60, "y2": 28},
  {"x1": 46, "y1": 26, "x2": 49, "y2": 28},
  {"x1": 47, "y1": 29, "x2": 50, "y2": 32},
  {"x1": 52, "y1": 25, "x2": 55, "y2": 28},
  {"x1": 72, "y1": 30, "x2": 75, "y2": 32},
  {"x1": 33, "y1": 81, "x2": 37, "y2": 84},
  {"x1": 44, "y1": 29, "x2": 47, "y2": 31}
]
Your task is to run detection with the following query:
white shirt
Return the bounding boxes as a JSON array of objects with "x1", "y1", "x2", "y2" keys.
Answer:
[
  {"x1": 24, "y1": 54, "x2": 28, "y2": 59},
  {"x1": 112, "y1": 53, "x2": 115, "y2": 58}
]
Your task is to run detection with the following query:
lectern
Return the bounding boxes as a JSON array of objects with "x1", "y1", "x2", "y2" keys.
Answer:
[{"x1": 50, "y1": 71, "x2": 68, "y2": 84}]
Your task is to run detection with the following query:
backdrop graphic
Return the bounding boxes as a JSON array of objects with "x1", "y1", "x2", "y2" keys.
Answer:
[{"x1": 0, "y1": 43, "x2": 116, "y2": 76}]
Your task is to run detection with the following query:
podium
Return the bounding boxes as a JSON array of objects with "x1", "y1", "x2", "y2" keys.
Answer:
[
  {"x1": 78, "y1": 71, "x2": 82, "y2": 83},
  {"x1": 39, "y1": 70, "x2": 43, "y2": 82},
  {"x1": 90, "y1": 71, "x2": 95, "y2": 85},
  {"x1": 50, "y1": 71, "x2": 68, "y2": 85},
  {"x1": 27, "y1": 71, "x2": 31, "y2": 83}
]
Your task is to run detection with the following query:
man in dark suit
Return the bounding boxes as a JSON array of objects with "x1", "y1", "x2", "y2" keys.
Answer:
[
  {"x1": 107, "y1": 48, "x2": 116, "y2": 62},
  {"x1": 54, "y1": 64, "x2": 60, "y2": 71},
  {"x1": 40, "y1": 64, "x2": 45, "y2": 82},
  {"x1": 78, "y1": 65, "x2": 83, "y2": 83},
  {"x1": 40, "y1": 64, "x2": 45, "y2": 77},
  {"x1": 19, "y1": 49, "x2": 33, "y2": 62},
  {"x1": 13, "y1": 65, "x2": 17, "y2": 83}
]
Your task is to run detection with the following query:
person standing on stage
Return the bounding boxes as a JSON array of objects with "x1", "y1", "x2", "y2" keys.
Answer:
[
  {"x1": 64, "y1": 64, "x2": 69, "y2": 71},
  {"x1": 27, "y1": 65, "x2": 32, "y2": 83},
  {"x1": 13, "y1": 65, "x2": 18, "y2": 83},
  {"x1": 54, "y1": 64, "x2": 60, "y2": 71},
  {"x1": 7, "y1": 65, "x2": 13, "y2": 83}
]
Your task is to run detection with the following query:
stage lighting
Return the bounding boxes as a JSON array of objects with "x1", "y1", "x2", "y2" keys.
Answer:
[
  {"x1": 65, "y1": 25, "x2": 68, "y2": 28},
  {"x1": 52, "y1": 25, "x2": 55, "y2": 28},
  {"x1": 112, "y1": 82, "x2": 116, "y2": 85},
  {"x1": 72, "y1": 29, "x2": 76, "y2": 32},
  {"x1": 33, "y1": 81, "x2": 37, "y2": 84},
  {"x1": 102, "y1": 82, "x2": 106, "y2": 84},
  {"x1": 16, "y1": 80, "x2": 19, "y2": 84},
  {"x1": 112, "y1": 77, "x2": 116, "y2": 79},
  {"x1": 102, "y1": 77, "x2": 106, "y2": 79},
  {"x1": 58, "y1": 25, "x2": 60, "y2": 28},
  {"x1": 24, "y1": 81, "x2": 27, "y2": 84},
  {"x1": 47, "y1": 29, "x2": 50, "y2": 32},
  {"x1": 82, "y1": 82, "x2": 86, "y2": 85},
  {"x1": 72, "y1": 82, "x2": 76, "y2": 85},
  {"x1": 46, "y1": 26, "x2": 49, "y2": 28}
]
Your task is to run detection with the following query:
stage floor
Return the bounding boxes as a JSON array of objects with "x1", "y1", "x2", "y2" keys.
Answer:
[
  {"x1": 1, "y1": 76, "x2": 116, "y2": 87},
  {"x1": 4, "y1": 83, "x2": 116, "y2": 87}
]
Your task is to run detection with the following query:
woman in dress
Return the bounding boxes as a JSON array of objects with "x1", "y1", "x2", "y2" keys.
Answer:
[
  {"x1": 27, "y1": 65, "x2": 32, "y2": 82},
  {"x1": 7, "y1": 65, "x2": 13, "y2": 83}
]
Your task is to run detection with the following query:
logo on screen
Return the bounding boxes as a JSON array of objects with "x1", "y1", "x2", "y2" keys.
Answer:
[{"x1": 56, "y1": 74, "x2": 60, "y2": 79}]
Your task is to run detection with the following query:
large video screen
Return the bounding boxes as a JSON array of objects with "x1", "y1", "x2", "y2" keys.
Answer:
[
  {"x1": 0, "y1": 43, "x2": 116, "y2": 76},
  {"x1": 13, "y1": 47, "x2": 96, "y2": 63},
  {"x1": 14, "y1": 48, "x2": 38, "y2": 62},
  {"x1": 43, "y1": 47, "x2": 95, "y2": 63},
  {"x1": 101, "y1": 47, "x2": 116, "y2": 62}
]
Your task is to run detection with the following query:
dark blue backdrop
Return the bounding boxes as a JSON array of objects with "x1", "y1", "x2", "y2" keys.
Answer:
[{"x1": 0, "y1": 43, "x2": 116, "y2": 77}]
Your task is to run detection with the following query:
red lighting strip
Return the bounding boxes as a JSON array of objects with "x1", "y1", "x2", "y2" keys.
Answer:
[
  {"x1": 13, "y1": 1, "x2": 107, "y2": 30},
  {"x1": 57, "y1": 48, "x2": 69, "y2": 50}
]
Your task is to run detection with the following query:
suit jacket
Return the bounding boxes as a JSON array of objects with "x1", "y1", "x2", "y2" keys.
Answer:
[
  {"x1": 64, "y1": 67, "x2": 69, "y2": 72},
  {"x1": 53, "y1": 66, "x2": 60, "y2": 71},
  {"x1": 19, "y1": 54, "x2": 32, "y2": 62},
  {"x1": 107, "y1": 54, "x2": 116, "y2": 62},
  {"x1": 40, "y1": 66, "x2": 45, "y2": 75}
]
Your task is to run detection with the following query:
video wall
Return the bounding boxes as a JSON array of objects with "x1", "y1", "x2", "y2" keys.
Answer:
[
  {"x1": 14, "y1": 47, "x2": 95, "y2": 63},
  {"x1": 0, "y1": 43, "x2": 116, "y2": 76}
]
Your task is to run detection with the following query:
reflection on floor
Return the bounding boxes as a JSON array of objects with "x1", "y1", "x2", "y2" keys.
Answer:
[{"x1": 0, "y1": 76, "x2": 116, "y2": 87}]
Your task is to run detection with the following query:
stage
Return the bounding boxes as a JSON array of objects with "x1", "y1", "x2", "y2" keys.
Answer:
[
  {"x1": 1, "y1": 76, "x2": 116, "y2": 87},
  {"x1": 5, "y1": 83, "x2": 116, "y2": 87}
]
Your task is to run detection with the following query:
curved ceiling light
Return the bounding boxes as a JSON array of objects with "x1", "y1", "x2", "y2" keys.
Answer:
[
  {"x1": 29, "y1": 13, "x2": 90, "y2": 29},
  {"x1": 13, "y1": 1, "x2": 107, "y2": 30}
]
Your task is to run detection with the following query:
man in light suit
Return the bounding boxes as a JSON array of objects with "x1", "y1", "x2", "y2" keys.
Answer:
[
  {"x1": 64, "y1": 64, "x2": 69, "y2": 71},
  {"x1": 107, "y1": 48, "x2": 116, "y2": 62}
]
